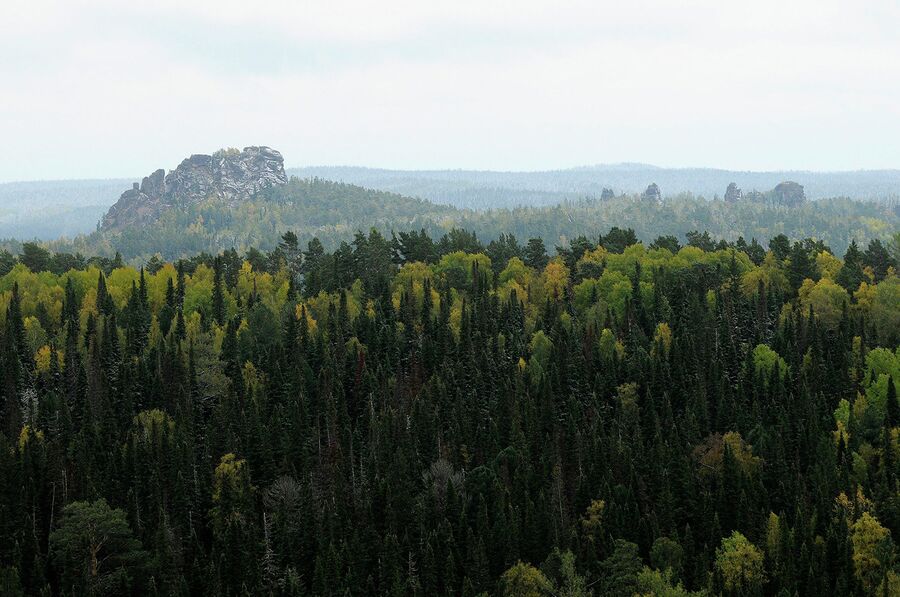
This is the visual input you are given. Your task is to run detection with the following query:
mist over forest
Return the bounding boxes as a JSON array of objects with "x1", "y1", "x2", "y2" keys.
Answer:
[
  {"x1": 3, "y1": 165, "x2": 899, "y2": 241},
  {"x1": 290, "y1": 165, "x2": 900, "y2": 209}
]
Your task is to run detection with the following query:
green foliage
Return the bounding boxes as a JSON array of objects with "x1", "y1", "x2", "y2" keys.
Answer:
[
  {"x1": 556, "y1": 550, "x2": 590, "y2": 597},
  {"x1": 580, "y1": 499, "x2": 606, "y2": 545},
  {"x1": 599, "y1": 540, "x2": 643, "y2": 597},
  {"x1": 0, "y1": 231, "x2": 897, "y2": 596},
  {"x1": 715, "y1": 531, "x2": 765, "y2": 594},
  {"x1": 870, "y1": 275, "x2": 900, "y2": 342},
  {"x1": 598, "y1": 328, "x2": 623, "y2": 360},
  {"x1": 752, "y1": 344, "x2": 788, "y2": 383},
  {"x1": 636, "y1": 567, "x2": 705, "y2": 597},
  {"x1": 434, "y1": 251, "x2": 491, "y2": 289},
  {"x1": 850, "y1": 512, "x2": 893, "y2": 593},
  {"x1": 9, "y1": 176, "x2": 895, "y2": 267},
  {"x1": 500, "y1": 562, "x2": 553, "y2": 597},
  {"x1": 0, "y1": 567, "x2": 24, "y2": 597},
  {"x1": 650, "y1": 537, "x2": 684, "y2": 576},
  {"x1": 798, "y1": 277, "x2": 850, "y2": 328},
  {"x1": 49, "y1": 500, "x2": 147, "y2": 596},
  {"x1": 528, "y1": 330, "x2": 554, "y2": 381}
]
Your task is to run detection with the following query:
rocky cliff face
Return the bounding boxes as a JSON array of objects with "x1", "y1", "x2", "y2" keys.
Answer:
[{"x1": 101, "y1": 146, "x2": 287, "y2": 232}]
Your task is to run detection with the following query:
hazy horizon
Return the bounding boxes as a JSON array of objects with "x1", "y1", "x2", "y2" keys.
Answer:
[
  {"x1": 6, "y1": 161, "x2": 900, "y2": 186},
  {"x1": 3, "y1": 1, "x2": 900, "y2": 182}
]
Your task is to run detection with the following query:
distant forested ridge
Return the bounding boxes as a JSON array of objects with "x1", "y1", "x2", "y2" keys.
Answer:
[
  {"x1": 0, "y1": 179, "x2": 128, "y2": 239},
  {"x1": 4, "y1": 163, "x2": 900, "y2": 239},
  {"x1": 15, "y1": 177, "x2": 899, "y2": 263},
  {"x1": 290, "y1": 165, "x2": 900, "y2": 209},
  {"x1": 0, "y1": 224, "x2": 898, "y2": 595}
]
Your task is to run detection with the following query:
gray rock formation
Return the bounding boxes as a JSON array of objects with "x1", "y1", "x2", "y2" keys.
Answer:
[
  {"x1": 724, "y1": 182, "x2": 742, "y2": 203},
  {"x1": 772, "y1": 181, "x2": 805, "y2": 207},
  {"x1": 101, "y1": 146, "x2": 287, "y2": 231},
  {"x1": 641, "y1": 182, "x2": 662, "y2": 203}
]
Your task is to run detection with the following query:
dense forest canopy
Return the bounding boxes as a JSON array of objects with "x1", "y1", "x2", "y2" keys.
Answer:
[{"x1": 0, "y1": 224, "x2": 898, "y2": 595}]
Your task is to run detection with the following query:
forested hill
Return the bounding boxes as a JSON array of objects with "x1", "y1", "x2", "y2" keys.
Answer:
[
  {"x1": 4, "y1": 151, "x2": 898, "y2": 264},
  {"x1": 5, "y1": 164, "x2": 900, "y2": 240},
  {"x1": 290, "y1": 165, "x2": 900, "y2": 209},
  {"x1": 0, "y1": 229, "x2": 898, "y2": 595},
  {"x1": 38, "y1": 181, "x2": 899, "y2": 263},
  {"x1": 47, "y1": 177, "x2": 457, "y2": 261}
]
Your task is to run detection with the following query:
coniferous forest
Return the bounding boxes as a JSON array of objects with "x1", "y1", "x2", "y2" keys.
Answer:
[
  {"x1": 1, "y1": 226, "x2": 899, "y2": 596},
  {"x1": 2, "y1": 177, "x2": 894, "y2": 264}
]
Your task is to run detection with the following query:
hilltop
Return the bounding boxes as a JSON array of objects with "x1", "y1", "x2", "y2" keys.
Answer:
[
  {"x1": 101, "y1": 146, "x2": 288, "y2": 231},
  {"x1": 0, "y1": 149, "x2": 894, "y2": 262},
  {"x1": 67, "y1": 173, "x2": 457, "y2": 261}
]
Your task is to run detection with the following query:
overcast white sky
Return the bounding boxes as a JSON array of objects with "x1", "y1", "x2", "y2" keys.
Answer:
[{"x1": 2, "y1": 0, "x2": 900, "y2": 181}]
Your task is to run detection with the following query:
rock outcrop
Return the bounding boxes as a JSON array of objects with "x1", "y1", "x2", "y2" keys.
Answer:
[
  {"x1": 724, "y1": 182, "x2": 742, "y2": 203},
  {"x1": 101, "y1": 146, "x2": 287, "y2": 232},
  {"x1": 772, "y1": 181, "x2": 805, "y2": 207},
  {"x1": 641, "y1": 182, "x2": 662, "y2": 203}
]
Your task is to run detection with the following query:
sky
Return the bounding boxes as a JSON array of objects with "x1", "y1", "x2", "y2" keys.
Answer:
[{"x1": 2, "y1": 0, "x2": 900, "y2": 182}]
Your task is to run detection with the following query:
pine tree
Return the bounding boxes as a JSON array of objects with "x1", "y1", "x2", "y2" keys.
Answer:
[
  {"x1": 212, "y1": 256, "x2": 226, "y2": 326},
  {"x1": 837, "y1": 240, "x2": 866, "y2": 292}
]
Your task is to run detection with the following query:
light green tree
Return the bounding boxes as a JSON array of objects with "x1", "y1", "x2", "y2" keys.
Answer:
[
  {"x1": 499, "y1": 561, "x2": 553, "y2": 597},
  {"x1": 555, "y1": 549, "x2": 590, "y2": 597},
  {"x1": 636, "y1": 566, "x2": 706, "y2": 596},
  {"x1": 715, "y1": 531, "x2": 765, "y2": 594},
  {"x1": 850, "y1": 512, "x2": 893, "y2": 594},
  {"x1": 752, "y1": 344, "x2": 788, "y2": 384},
  {"x1": 798, "y1": 277, "x2": 850, "y2": 328}
]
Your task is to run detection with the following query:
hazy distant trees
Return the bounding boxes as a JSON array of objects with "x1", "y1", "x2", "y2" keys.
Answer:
[{"x1": 4, "y1": 177, "x2": 895, "y2": 271}]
